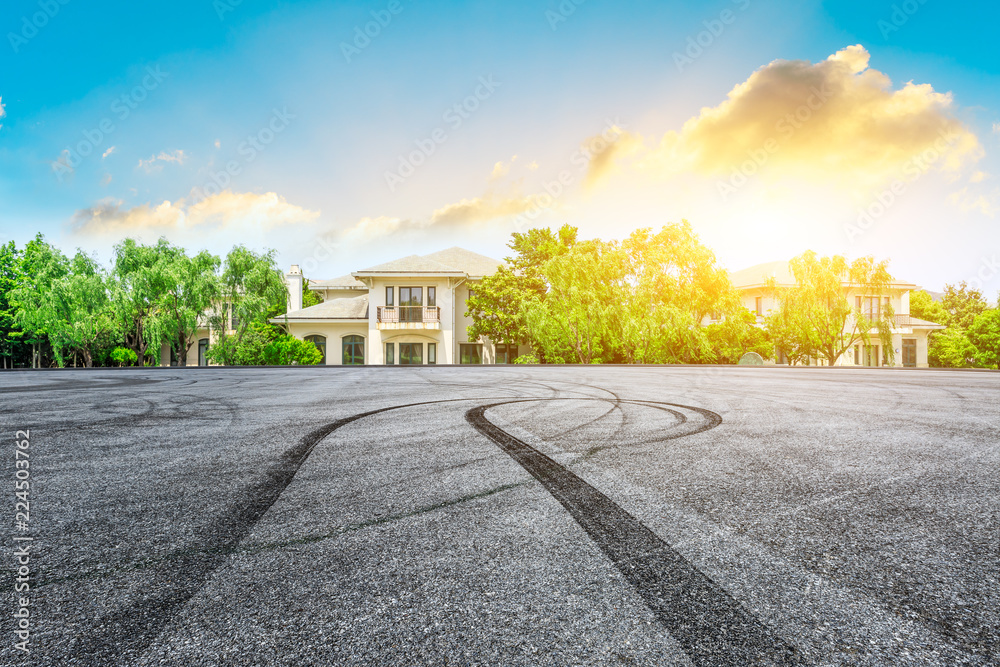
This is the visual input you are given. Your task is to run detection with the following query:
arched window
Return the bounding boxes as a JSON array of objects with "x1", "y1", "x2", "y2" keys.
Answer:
[
  {"x1": 198, "y1": 338, "x2": 209, "y2": 367},
  {"x1": 305, "y1": 335, "x2": 327, "y2": 365},
  {"x1": 342, "y1": 335, "x2": 365, "y2": 365}
]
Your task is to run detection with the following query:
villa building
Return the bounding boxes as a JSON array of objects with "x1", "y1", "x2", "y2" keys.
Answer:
[
  {"x1": 728, "y1": 260, "x2": 945, "y2": 368},
  {"x1": 274, "y1": 247, "x2": 522, "y2": 365}
]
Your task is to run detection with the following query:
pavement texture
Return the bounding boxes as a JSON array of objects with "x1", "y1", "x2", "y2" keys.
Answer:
[{"x1": 0, "y1": 365, "x2": 997, "y2": 666}]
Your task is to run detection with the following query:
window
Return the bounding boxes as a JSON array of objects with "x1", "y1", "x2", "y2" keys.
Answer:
[
  {"x1": 863, "y1": 344, "x2": 880, "y2": 367},
  {"x1": 231, "y1": 305, "x2": 241, "y2": 332},
  {"x1": 400, "y1": 343, "x2": 422, "y2": 365},
  {"x1": 427, "y1": 287, "x2": 436, "y2": 308},
  {"x1": 495, "y1": 344, "x2": 517, "y2": 364},
  {"x1": 460, "y1": 343, "x2": 482, "y2": 365},
  {"x1": 386, "y1": 286, "x2": 394, "y2": 307},
  {"x1": 427, "y1": 343, "x2": 436, "y2": 364},
  {"x1": 854, "y1": 345, "x2": 860, "y2": 365},
  {"x1": 198, "y1": 338, "x2": 209, "y2": 367},
  {"x1": 305, "y1": 335, "x2": 327, "y2": 365},
  {"x1": 468, "y1": 288, "x2": 476, "y2": 301},
  {"x1": 755, "y1": 297, "x2": 763, "y2": 317},
  {"x1": 385, "y1": 342, "x2": 394, "y2": 365},
  {"x1": 400, "y1": 287, "x2": 423, "y2": 322},
  {"x1": 342, "y1": 335, "x2": 365, "y2": 365},
  {"x1": 859, "y1": 296, "x2": 889, "y2": 320}
]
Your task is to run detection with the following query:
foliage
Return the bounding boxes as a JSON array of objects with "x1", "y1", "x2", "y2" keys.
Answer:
[
  {"x1": 206, "y1": 321, "x2": 277, "y2": 366},
  {"x1": 110, "y1": 346, "x2": 138, "y2": 366},
  {"x1": 909, "y1": 290, "x2": 948, "y2": 325},
  {"x1": 152, "y1": 250, "x2": 220, "y2": 366},
  {"x1": 766, "y1": 252, "x2": 894, "y2": 366},
  {"x1": 0, "y1": 240, "x2": 25, "y2": 367},
  {"x1": 967, "y1": 308, "x2": 1000, "y2": 369},
  {"x1": 213, "y1": 246, "x2": 287, "y2": 353},
  {"x1": 262, "y1": 335, "x2": 323, "y2": 366},
  {"x1": 941, "y1": 282, "x2": 987, "y2": 330},
  {"x1": 512, "y1": 353, "x2": 539, "y2": 364},
  {"x1": 303, "y1": 279, "x2": 324, "y2": 309},
  {"x1": 467, "y1": 224, "x2": 577, "y2": 350},
  {"x1": 706, "y1": 310, "x2": 773, "y2": 364},
  {"x1": 929, "y1": 327, "x2": 976, "y2": 368}
]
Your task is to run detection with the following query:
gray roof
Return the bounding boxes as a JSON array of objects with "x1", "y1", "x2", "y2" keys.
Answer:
[
  {"x1": 279, "y1": 295, "x2": 369, "y2": 321},
  {"x1": 353, "y1": 247, "x2": 502, "y2": 278},
  {"x1": 309, "y1": 274, "x2": 366, "y2": 289}
]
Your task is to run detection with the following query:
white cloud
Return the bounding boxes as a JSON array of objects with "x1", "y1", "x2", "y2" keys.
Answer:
[
  {"x1": 586, "y1": 45, "x2": 983, "y2": 193},
  {"x1": 102, "y1": 146, "x2": 116, "y2": 160},
  {"x1": 137, "y1": 149, "x2": 187, "y2": 173},
  {"x1": 71, "y1": 190, "x2": 320, "y2": 235},
  {"x1": 0, "y1": 96, "x2": 6, "y2": 129}
]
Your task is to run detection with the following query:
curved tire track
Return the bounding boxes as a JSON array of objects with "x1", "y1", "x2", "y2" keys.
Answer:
[{"x1": 466, "y1": 400, "x2": 802, "y2": 667}]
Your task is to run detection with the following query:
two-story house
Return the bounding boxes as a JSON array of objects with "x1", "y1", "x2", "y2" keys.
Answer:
[
  {"x1": 729, "y1": 260, "x2": 945, "y2": 368},
  {"x1": 276, "y1": 247, "x2": 523, "y2": 365}
]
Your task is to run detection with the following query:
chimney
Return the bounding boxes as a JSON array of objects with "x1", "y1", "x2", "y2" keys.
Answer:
[{"x1": 286, "y1": 264, "x2": 304, "y2": 313}]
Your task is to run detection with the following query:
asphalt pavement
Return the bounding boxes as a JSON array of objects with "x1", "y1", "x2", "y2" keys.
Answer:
[{"x1": 0, "y1": 366, "x2": 997, "y2": 666}]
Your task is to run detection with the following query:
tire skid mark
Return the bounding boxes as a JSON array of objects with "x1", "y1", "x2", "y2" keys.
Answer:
[{"x1": 466, "y1": 401, "x2": 803, "y2": 667}]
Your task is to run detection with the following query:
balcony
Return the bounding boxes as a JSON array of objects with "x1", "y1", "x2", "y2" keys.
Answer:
[{"x1": 376, "y1": 306, "x2": 441, "y2": 329}]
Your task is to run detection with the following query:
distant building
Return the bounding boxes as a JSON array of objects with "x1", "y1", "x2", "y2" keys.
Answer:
[{"x1": 729, "y1": 260, "x2": 945, "y2": 368}]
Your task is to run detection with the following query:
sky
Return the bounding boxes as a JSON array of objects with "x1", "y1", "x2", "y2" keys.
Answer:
[{"x1": 1, "y1": 0, "x2": 999, "y2": 292}]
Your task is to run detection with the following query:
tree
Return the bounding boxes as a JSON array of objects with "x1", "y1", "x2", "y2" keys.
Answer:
[
  {"x1": 0, "y1": 240, "x2": 24, "y2": 368},
  {"x1": 941, "y1": 282, "x2": 987, "y2": 330},
  {"x1": 766, "y1": 252, "x2": 894, "y2": 366},
  {"x1": 303, "y1": 279, "x2": 324, "y2": 309},
  {"x1": 112, "y1": 238, "x2": 185, "y2": 365},
  {"x1": 967, "y1": 308, "x2": 1000, "y2": 369},
  {"x1": 909, "y1": 289, "x2": 948, "y2": 325},
  {"x1": 152, "y1": 250, "x2": 220, "y2": 366},
  {"x1": 706, "y1": 310, "x2": 773, "y2": 364},
  {"x1": 262, "y1": 335, "x2": 323, "y2": 365},
  {"x1": 467, "y1": 224, "x2": 577, "y2": 352},
  {"x1": 10, "y1": 234, "x2": 72, "y2": 368},
  {"x1": 209, "y1": 246, "x2": 287, "y2": 365}
]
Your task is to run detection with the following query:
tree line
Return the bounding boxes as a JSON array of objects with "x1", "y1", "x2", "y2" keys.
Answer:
[
  {"x1": 0, "y1": 235, "x2": 323, "y2": 368},
  {"x1": 466, "y1": 223, "x2": 1000, "y2": 368}
]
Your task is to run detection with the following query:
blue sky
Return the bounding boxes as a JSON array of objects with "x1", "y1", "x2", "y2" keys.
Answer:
[{"x1": 2, "y1": 0, "x2": 999, "y2": 292}]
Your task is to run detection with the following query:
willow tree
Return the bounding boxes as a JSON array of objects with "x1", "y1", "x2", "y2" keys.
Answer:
[{"x1": 767, "y1": 251, "x2": 894, "y2": 366}]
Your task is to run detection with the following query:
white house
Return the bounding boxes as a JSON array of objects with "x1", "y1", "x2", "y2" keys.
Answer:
[
  {"x1": 729, "y1": 260, "x2": 945, "y2": 368},
  {"x1": 275, "y1": 247, "x2": 525, "y2": 365}
]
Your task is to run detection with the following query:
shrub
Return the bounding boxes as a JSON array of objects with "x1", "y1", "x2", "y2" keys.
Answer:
[
  {"x1": 110, "y1": 347, "x2": 138, "y2": 367},
  {"x1": 263, "y1": 336, "x2": 323, "y2": 366}
]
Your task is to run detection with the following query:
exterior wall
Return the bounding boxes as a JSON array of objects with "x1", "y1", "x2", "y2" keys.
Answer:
[{"x1": 284, "y1": 321, "x2": 369, "y2": 365}]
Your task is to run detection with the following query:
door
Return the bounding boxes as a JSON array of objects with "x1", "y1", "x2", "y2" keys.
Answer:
[
  {"x1": 399, "y1": 287, "x2": 423, "y2": 322},
  {"x1": 902, "y1": 339, "x2": 917, "y2": 367},
  {"x1": 198, "y1": 339, "x2": 209, "y2": 367},
  {"x1": 400, "y1": 343, "x2": 423, "y2": 365}
]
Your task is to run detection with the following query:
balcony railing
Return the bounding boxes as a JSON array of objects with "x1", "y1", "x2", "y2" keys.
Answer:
[{"x1": 377, "y1": 306, "x2": 441, "y2": 324}]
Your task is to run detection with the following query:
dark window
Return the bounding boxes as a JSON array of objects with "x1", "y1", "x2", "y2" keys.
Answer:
[
  {"x1": 902, "y1": 339, "x2": 917, "y2": 367},
  {"x1": 342, "y1": 335, "x2": 365, "y2": 365},
  {"x1": 495, "y1": 344, "x2": 517, "y2": 364},
  {"x1": 427, "y1": 287, "x2": 436, "y2": 307},
  {"x1": 198, "y1": 338, "x2": 209, "y2": 367},
  {"x1": 460, "y1": 343, "x2": 482, "y2": 365},
  {"x1": 755, "y1": 297, "x2": 763, "y2": 317},
  {"x1": 400, "y1": 343, "x2": 423, "y2": 365},
  {"x1": 385, "y1": 342, "x2": 394, "y2": 365},
  {"x1": 468, "y1": 288, "x2": 476, "y2": 301},
  {"x1": 427, "y1": 343, "x2": 436, "y2": 364},
  {"x1": 386, "y1": 286, "x2": 394, "y2": 307},
  {"x1": 400, "y1": 287, "x2": 423, "y2": 323},
  {"x1": 305, "y1": 335, "x2": 327, "y2": 365}
]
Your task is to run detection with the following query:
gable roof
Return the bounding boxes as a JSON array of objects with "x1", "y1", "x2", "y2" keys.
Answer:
[
  {"x1": 309, "y1": 274, "x2": 366, "y2": 289},
  {"x1": 277, "y1": 295, "x2": 369, "y2": 321},
  {"x1": 351, "y1": 247, "x2": 502, "y2": 279}
]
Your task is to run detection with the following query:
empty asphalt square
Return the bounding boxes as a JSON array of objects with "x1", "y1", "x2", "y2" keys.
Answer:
[{"x1": 1, "y1": 366, "x2": 997, "y2": 665}]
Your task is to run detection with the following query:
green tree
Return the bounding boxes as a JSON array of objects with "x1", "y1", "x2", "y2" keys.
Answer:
[
  {"x1": 10, "y1": 235, "x2": 72, "y2": 367},
  {"x1": 909, "y1": 289, "x2": 948, "y2": 325},
  {"x1": 112, "y1": 238, "x2": 185, "y2": 365},
  {"x1": 967, "y1": 308, "x2": 1000, "y2": 369},
  {"x1": 706, "y1": 310, "x2": 773, "y2": 364},
  {"x1": 941, "y1": 282, "x2": 987, "y2": 330},
  {"x1": 467, "y1": 224, "x2": 577, "y2": 352},
  {"x1": 766, "y1": 252, "x2": 895, "y2": 366},
  {"x1": 0, "y1": 240, "x2": 24, "y2": 368},
  {"x1": 262, "y1": 335, "x2": 323, "y2": 365},
  {"x1": 152, "y1": 250, "x2": 221, "y2": 366},
  {"x1": 303, "y1": 279, "x2": 324, "y2": 309}
]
